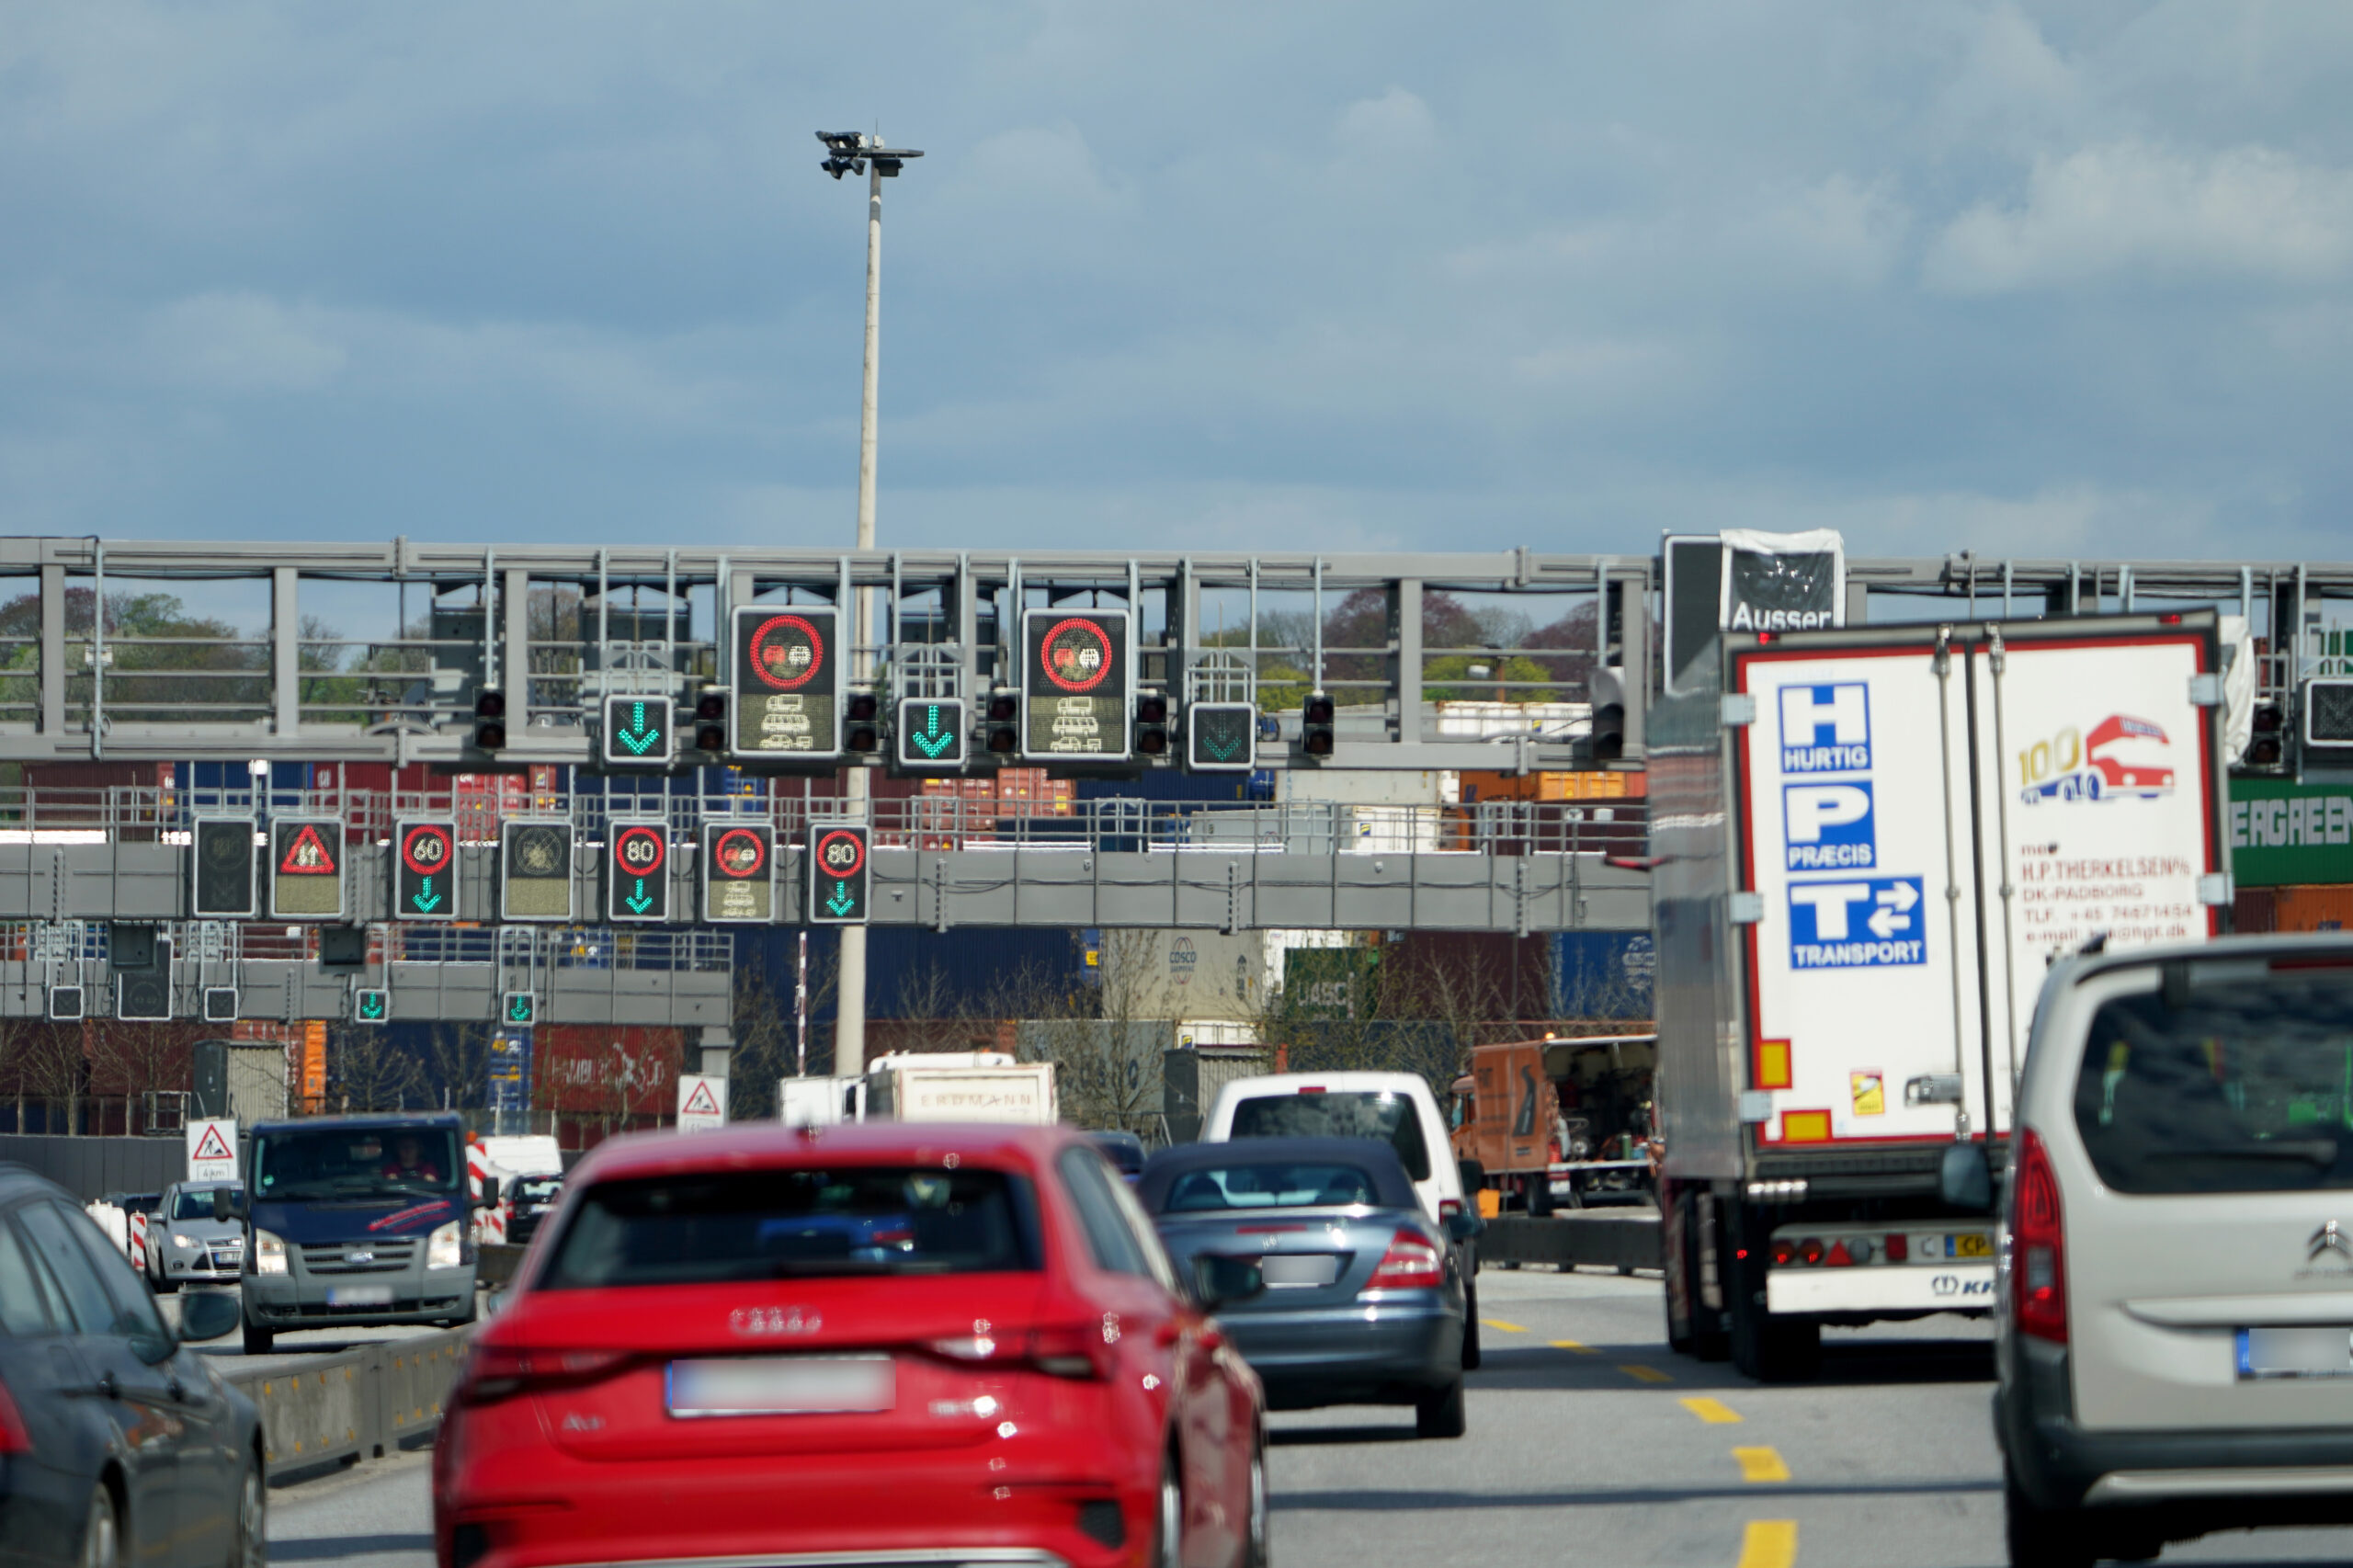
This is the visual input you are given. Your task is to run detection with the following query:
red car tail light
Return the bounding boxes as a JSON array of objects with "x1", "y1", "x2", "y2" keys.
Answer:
[
  {"x1": 2012, "y1": 1127, "x2": 2068, "y2": 1344},
  {"x1": 1367, "y1": 1228, "x2": 1445, "y2": 1290},
  {"x1": 0, "y1": 1373, "x2": 29, "y2": 1453},
  {"x1": 455, "y1": 1346, "x2": 632, "y2": 1404},
  {"x1": 929, "y1": 1325, "x2": 1109, "y2": 1380}
]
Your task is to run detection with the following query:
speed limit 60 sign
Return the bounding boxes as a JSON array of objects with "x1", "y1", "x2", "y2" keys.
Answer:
[
  {"x1": 606, "y1": 820, "x2": 672, "y2": 924},
  {"x1": 806, "y1": 824, "x2": 870, "y2": 926},
  {"x1": 393, "y1": 820, "x2": 460, "y2": 922}
]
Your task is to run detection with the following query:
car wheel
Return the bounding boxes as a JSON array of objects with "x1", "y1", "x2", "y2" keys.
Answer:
[
  {"x1": 241, "y1": 1315, "x2": 273, "y2": 1357},
  {"x1": 2003, "y1": 1467, "x2": 2096, "y2": 1568},
  {"x1": 1242, "y1": 1434, "x2": 1270, "y2": 1568},
  {"x1": 1153, "y1": 1451, "x2": 1183, "y2": 1568},
  {"x1": 1415, "y1": 1376, "x2": 1467, "y2": 1439},
  {"x1": 1461, "y1": 1291, "x2": 1482, "y2": 1371},
  {"x1": 228, "y1": 1460, "x2": 265, "y2": 1568},
  {"x1": 80, "y1": 1486, "x2": 120, "y2": 1568}
]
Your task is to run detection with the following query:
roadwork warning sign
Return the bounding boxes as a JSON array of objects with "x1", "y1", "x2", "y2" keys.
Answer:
[{"x1": 188, "y1": 1118, "x2": 238, "y2": 1182}]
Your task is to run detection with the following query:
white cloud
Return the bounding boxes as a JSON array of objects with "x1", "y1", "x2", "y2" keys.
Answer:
[
  {"x1": 1335, "y1": 87, "x2": 1437, "y2": 161},
  {"x1": 144, "y1": 293, "x2": 348, "y2": 393},
  {"x1": 1925, "y1": 141, "x2": 2353, "y2": 292}
]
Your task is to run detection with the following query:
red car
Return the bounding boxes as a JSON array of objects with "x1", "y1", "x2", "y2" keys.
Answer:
[{"x1": 434, "y1": 1122, "x2": 1268, "y2": 1568}]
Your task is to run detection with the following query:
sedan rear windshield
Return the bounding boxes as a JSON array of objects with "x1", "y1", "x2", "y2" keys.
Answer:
[
  {"x1": 1156, "y1": 1162, "x2": 1384, "y2": 1213},
  {"x1": 540, "y1": 1166, "x2": 1040, "y2": 1288},
  {"x1": 1230, "y1": 1092, "x2": 1431, "y2": 1182},
  {"x1": 2075, "y1": 972, "x2": 2353, "y2": 1194}
]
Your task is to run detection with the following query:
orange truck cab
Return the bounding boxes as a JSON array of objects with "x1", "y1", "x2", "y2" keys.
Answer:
[{"x1": 1449, "y1": 1034, "x2": 1656, "y2": 1215}]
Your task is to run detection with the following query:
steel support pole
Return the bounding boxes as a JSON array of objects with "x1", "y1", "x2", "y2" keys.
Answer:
[{"x1": 835, "y1": 148, "x2": 886, "y2": 1080}]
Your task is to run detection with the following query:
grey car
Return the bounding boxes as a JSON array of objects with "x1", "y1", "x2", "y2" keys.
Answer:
[
  {"x1": 1140, "y1": 1135, "x2": 1470, "y2": 1437},
  {"x1": 142, "y1": 1182, "x2": 245, "y2": 1293}
]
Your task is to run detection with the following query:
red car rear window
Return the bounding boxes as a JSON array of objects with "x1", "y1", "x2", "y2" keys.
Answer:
[{"x1": 538, "y1": 1165, "x2": 1041, "y2": 1289}]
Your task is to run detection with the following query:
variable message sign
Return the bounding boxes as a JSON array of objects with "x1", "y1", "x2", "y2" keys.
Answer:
[
  {"x1": 895, "y1": 698, "x2": 967, "y2": 770},
  {"x1": 601, "y1": 694, "x2": 674, "y2": 768},
  {"x1": 502, "y1": 991, "x2": 537, "y2": 1027},
  {"x1": 700, "y1": 822, "x2": 775, "y2": 923},
  {"x1": 393, "y1": 819, "x2": 460, "y2": 922},
  {"x1": 1187, "y1": 701, "x2": 1257, "y2": 772},
  {"x1": 191, "y1": 817, "x2": 257, "y2": 918},
  {"x1": 732, "y1": 605, "x2": 839, "y2": 760},
  {"x1": 1022, "y1": 608, "x2": 1131, "y2": 762},
  {"x1": 499, "y1": 820, "x2": 574, "y2": 922},
  {"x1": 607, "y1": 820, "x2": 672, "y2": 923},
  {"x1": 270, "y1": 817, "x2": 347, "y2": 920},
  {"x1": 353, "y1": 987, "x2": 390, "y2": 1024},
  {"x1": 806, "y1": 823, "x2": 870, "y2": 926}
]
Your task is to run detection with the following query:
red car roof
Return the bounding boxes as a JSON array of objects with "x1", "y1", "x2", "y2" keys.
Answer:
[{"x1": 566, "y1": 1120, "x2": 1085, "y2": 1185}]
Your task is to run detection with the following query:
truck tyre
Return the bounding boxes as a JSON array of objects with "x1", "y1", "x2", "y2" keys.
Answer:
[
  {"x1": 1415, "y1": 1376, "x2": 1467, "y2": 1439},
  {"x1": 1527, "y1": 1174, "x2": 1554, "y2": 1218},
  {"x1": 1730, "y1": 1283, "x2": 1818, "y2": 1383}
]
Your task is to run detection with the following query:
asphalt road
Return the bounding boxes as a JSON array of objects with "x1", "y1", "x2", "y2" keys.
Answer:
[{"x1": 252, "y1": 1269, "x2": 2353, "y2": 1568}]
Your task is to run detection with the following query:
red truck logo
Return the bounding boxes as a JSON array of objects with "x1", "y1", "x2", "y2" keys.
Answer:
[{"x1": 2019, "y1": 715, "x2": 2176, "y2": 803}]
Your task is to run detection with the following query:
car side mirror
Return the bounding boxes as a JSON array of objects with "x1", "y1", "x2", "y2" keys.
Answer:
[
  {"x1": 1191, "y1": 1255, "x2": 1265, "y2": 1312},
  {"x1": 176, "y1": 1290, "x2": 243, "y2": 1345},
  {"x1": 211, "y1": 1189, "x2": 233, "y2": 1223},
  {"x1": 1939, "y1": 1142, "x2": 1992, "y2": 1213},
  {"x1": 1446, "y1": 1210, "x2": 1484, "y2": 1243},
  {"x1": 474, "y1": 1176, "x2": 500, "y2": 1211},
  {"x1": 483, "y1": 1287, "x2": 507, "y2": 1319},
  {"x1": 1457, "y1": 1157, "x2": 1485, "y2": 1196}
]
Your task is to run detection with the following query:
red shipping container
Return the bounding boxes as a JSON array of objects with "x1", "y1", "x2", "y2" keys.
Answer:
[{"x1": 533, "y1": 1026, "x2": 685, "y2": 1118}]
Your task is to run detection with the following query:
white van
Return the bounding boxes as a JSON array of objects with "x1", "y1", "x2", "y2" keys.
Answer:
[
  {"x1": 1996, "y1": 933, "x2": 2353, "y2": 1567},
  {"x1": 1201, "y1": 1070, "x2": 1483, "y2": 1368}
]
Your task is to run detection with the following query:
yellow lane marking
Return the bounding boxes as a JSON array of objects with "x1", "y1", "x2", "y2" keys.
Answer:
[
  {"x1": 1550, "y1": 1339, "x2": 1596, "y2": 1354},
  {"x1": 1481, "y1": 1318, "x2": 1529, "y2": 1334},
  {"x1": 1734, "y1": 1447, "x2": 1792, "y2": 1483},
  {"x1": 1618, "y1": 1364, "x2": 1674, "y2": 1383},
  {"x1": 1679, "y1": 1396, "x2": 1743, "y2": 1425},
  {"x1": 1737, "y1": 1520, "x2": 1798, "y2": 1568}
]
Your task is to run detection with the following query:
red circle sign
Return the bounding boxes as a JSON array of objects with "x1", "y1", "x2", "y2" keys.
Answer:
[
  {"x1": 813, "y1": 829, "x2": 866, "y2": 881},
  {"x1": 748, "y1": 613, "x2": 825, "y2": 691},
  {"x1": 613, "y1": 824, "x2": 667, "y2": 876},
  {"x1": 401, "y1": 824, "x2": 453, "y2": 877},
  {"x1": 712, "y1": 827, "x2": 767, "y2": 880},
  {"x1": 1039, "y1": 617, "x2": 1113, "y2": 694}
]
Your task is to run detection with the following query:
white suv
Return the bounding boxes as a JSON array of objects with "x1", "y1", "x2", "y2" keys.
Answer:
[{"x1": 1998, "y1": 933, "x2": 2353, "y2": 1567}]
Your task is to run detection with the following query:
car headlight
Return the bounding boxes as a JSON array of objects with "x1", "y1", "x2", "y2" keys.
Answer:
[
  {"x1": 172, "y1": 1233, "x2": 198, "y2": 1249},
  {"x1": 426, "y1": 1221, "x2": 463, "y2": 1270},
  {"x1": 253, "y1": 1230, "x2": 288, "y2": 1275}
]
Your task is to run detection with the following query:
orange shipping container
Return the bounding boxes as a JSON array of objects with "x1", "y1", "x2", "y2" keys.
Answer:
[
  {"x1": 1458, "y1": 769, "x2": 1647, "y2": 803},
  {"x1": 2272, "y1": 885, "x2": 2353, "y2": 933}
]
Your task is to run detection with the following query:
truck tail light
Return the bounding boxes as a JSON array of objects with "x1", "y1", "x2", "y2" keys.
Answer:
[
  {"x1": 2011, "y1": 1127, "x2": 2068, "y2": 1344},
  {"x1": 1367, "y1": 1229, "x2": 1446, "y2": 1290},
  {"x1": 1884, "y1": 1233, "x2": 1908, "y2": 1263},
  {"x1": 1768, "y1": 1238, "x2": 1794, "y2": 1267}
]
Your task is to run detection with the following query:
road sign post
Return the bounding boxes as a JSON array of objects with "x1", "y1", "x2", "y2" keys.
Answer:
[
  {"x1": 499, "y1": 820, "x2": 574, "y2": 923},
  {"x1": 601, "y1": 694, "x2": 676, "y2": 768},
  {"x1": 894, "y1": 698, "x2": 967, "y2": 770},
  {"x1": 191, "y1": 817, "x2": 257, "y2": 918},
  {"x1": 700, "y1": 822, "x2": 775, "y2": 923},
  {"x1": 270, "y1": 816, "x2": 347, "y2": 920},
  {"x1": 1187, "y1": 701, "x2": 1258, "y2": 772},
  {"x1": 732, "y1": 605, "x2": 840, "y2": 761},
  {"x1": 1021, "y1": 608, "x2": 1132, "y2": 763},
  {"x1": 393, "y1": 820, "x2": 460, "y2": 922},
  {"x1": 807, "y1": 824, "x2": 870, "y2": 926},
  {"x1": 606, "y1": 821, "x2": 672, "y2": 923},
  {"x1": 187, "y1": 1118, "x2": 238, "y2": 1182}
]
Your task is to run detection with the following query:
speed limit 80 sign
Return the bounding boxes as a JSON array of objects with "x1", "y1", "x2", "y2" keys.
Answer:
[
  {"x1": 805, "y1": 824, "x2": 870, "y2": 926},
  {"x1": 606, "y1": 820, "x2": 672, "y2": 924}
]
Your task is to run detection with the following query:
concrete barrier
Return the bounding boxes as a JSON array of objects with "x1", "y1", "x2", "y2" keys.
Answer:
[
  {"x1": 477, "y1": 1243, "x2": 528, "y2": 1290},
  {"x1": 222, "y1": 1325, "x2": 472, "y2": 1483},
  {"x1": 1482, "y1": 1212, "x2": 1662, "y2": 1272}
]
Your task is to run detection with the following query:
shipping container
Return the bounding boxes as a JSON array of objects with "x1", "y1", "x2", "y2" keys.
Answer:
[
  {"x1": 1456, "y1": 769, "x2": 1648, "y2": 803},
  {"x1": 2233, "y1": 886, "x2": 2278, "y2": 933},
  {"x1": 2272, "y1": 884, "x2": 2353, "y2": 932},
  {"x1": 532, "y1": 1025, "x2": 685, "y2": 1117},
  {"x1": 1549, "y1": 931, "x2": 1656, "y2": 1019}
]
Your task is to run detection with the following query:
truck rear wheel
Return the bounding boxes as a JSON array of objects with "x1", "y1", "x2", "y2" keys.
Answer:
[{"x1": 1730, "y1": 1282, "x2": 1818, "y2": 1382}]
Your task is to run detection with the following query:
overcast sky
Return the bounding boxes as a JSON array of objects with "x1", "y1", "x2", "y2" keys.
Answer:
[{"x1": 3, "y1": 2, "x2": 2348, "y2": 563}]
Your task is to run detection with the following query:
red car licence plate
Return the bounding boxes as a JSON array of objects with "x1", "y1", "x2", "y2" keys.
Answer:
[{"x1": 666, "y1": 1356, "x2": 896, "y2": 1418}]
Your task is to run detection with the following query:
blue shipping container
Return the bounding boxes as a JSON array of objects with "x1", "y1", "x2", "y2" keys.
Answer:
[{"x1": 1549, "y1": 931, "x2": 1655, "y2": 1019}]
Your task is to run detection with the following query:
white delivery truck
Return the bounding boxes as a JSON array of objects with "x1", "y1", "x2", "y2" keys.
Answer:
[
  {"x1": 779, "y1": 1053, "x2": 1060, "y2": 1127},
  {"x1": 1653, "y1": 610, "x2": 2230, "y2": 1381}
]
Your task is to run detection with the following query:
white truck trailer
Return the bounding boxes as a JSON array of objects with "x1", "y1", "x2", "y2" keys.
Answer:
[
  {"x1": 1654, "y1": 610, "x2": 2230, "y2": 1381},
  {"x1": 779, "y1": 1053, "x2": 1059, "y2": 1127}
]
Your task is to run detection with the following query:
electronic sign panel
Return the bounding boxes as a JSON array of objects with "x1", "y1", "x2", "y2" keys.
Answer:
[
  {"x1": 1021, "y1": 608, "x2": 1131, "y2": 762},
  {"x1": 499, "y1": 820, "x2": 575, "y2": 922},
  {"x1": 700, "y1": 822, "x2": 775, "y2": 924},
  {"x1": 895, "y1": 698, "x2": 967, "y2": 770},
  {"x1": 606, "y1": 820, "x2": 671, "y2": 924},
  {"x1": 353, "y1": 988, "x2": 390, "y2": 1024},
  {"x1": 601, "y1": 694, "x2": 675, "y2": 768},
  {"x1": 1187, "y1": 702, "x2": 1258, "y2": 773},
  {"x1": 502, "y1": 991, "x2": 537, "y2": 1027},
  {"x1": 732, "y1": 605, "x2": 839, "y2": 760},
  {"x1": 806, "y1": 824, "x2": 870, "y2": 926},
  {"x1": 393, "y1": 820, "x2": 460, "y2": 922},
  {"x1": 270, "y1": 817, "x2": 347, "y2": 920},
  {"x1": 191, "y1": 817, "x2": 257, "y2": 918}
]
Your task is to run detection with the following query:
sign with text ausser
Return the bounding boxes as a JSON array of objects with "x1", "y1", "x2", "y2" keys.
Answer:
[
  {"x1": 393, "y1": 819, "x2": 460, "y2": 922},
  {"x1": 270, "y1": 817, "x2": 346, "y2": 920},
  {"x1": 700, "y1": 821, "x2": 775, "y2": 923},
  {"x1": 732, "y1": 604, "x2": 838, "y2": 760},
  {"x1": 1022, "y1": 608, "x2": 1131, "y2": 762}
]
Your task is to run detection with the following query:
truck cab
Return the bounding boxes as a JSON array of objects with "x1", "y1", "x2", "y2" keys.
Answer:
[
  {"x1": 1449, "y1": 1035, "x2": 1657, "y2": 1213},
  {"x1": 239, "y1": 1112, "x2": 487, "y2": 1354}
]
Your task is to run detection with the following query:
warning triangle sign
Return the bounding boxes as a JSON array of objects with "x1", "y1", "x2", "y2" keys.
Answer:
[
  {"x1": 681, "y1": 1080, "x2": 722, "y2": 1116},
  {"x1": 279, "y1": 824, "x2": 338, "y2": 875},
  {"x1": 190, "y1": 1124, "x2": 233, "y2": 1162}
]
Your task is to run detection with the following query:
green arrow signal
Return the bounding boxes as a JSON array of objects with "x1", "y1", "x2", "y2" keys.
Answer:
[
  {"x1": 1205, "y1": 731, "x2": 1241, "y2": 760},
  {"x1": 616, "y1": 700, "x2": 660, "y2": 756},
  {"x1": 911, "y1": 703, "x2": 954, "y2": 758},
  {"x1": 825, "y1": 880, "x2": 856, "y2": 916},
  {"x1": 412, "y1": 874, "x2": 441, "y2": 913},
  {"x1": 625, "y1": 877, "x2": 654, "y2": 915},
  {"x1": 358, "y1": 992, "x2": 385, "y2": 1020},
  {"x1": 507, "y1": 995, "x2": 533, "y2": 1023}
]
